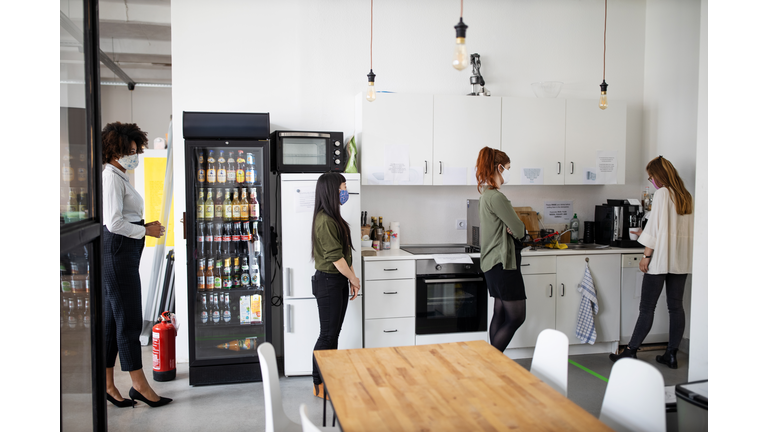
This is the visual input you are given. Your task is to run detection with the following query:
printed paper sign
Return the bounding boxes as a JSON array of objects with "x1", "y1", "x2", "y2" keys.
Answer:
[
  {"x1": 384, "y1": 145, "x2": 410, "y2": 184},
  {"x1": 294, "y1": 188, "x2": 315, "y2": 213},
  {"x1": 597, "y1": 151, "x2": 618, "y2": 184},
  {"x1": 521, "y1": 168, "x2": 543, "y2": 184},
  {"x1": 543, "y1": 201, "x2": 573, "y2": 224},
  {"x1": 584, "y1": 168, "x2": 598, "y2": 184}
]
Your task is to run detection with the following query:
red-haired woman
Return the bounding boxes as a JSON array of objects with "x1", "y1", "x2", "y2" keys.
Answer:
[
  {"x1": 609, "y1": 156, "x2": 694, "y2": 368},
  {"x1": 475, "y1": 147, "x2": 527, "y2": 352}
]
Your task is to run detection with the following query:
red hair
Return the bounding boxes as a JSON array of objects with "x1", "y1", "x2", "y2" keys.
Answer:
[{"x1": 476, "y1": 147, "x2": 510, "y2": 193}]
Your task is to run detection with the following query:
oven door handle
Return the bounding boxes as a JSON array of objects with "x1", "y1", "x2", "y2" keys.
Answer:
[{"x1": 423, "y1": 277, "x2": 484, "y2": 284}]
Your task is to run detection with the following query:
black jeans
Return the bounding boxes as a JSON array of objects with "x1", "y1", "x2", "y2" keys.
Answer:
[
  {"x1": 628, "y1": 273, "x2": 688, "y2": 351},
  {"x1": 311, "y1": 270, "x2": 350, "y2": 385}
]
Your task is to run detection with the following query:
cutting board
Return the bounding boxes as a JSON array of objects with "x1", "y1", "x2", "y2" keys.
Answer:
[{"x1": 514, "y1": 208, "x2": 540, "y2": 236}]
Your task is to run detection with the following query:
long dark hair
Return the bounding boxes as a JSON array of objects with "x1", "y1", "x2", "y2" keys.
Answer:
[{"x1": 310, "y1": 172, "x2": 353, "y2": 260}]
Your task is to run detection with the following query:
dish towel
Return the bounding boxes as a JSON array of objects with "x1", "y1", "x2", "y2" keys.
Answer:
[{"x1": 576, "y1": 263, "x2": 599, "y2": 345}]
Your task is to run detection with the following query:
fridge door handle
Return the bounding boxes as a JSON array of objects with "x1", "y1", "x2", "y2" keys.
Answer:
[
  {"x1": 284, "y1": 268, "x2": 292, "y2": 297},
  {"x1": 286, "y1": 304, "x2": 293, "y2": 333}
]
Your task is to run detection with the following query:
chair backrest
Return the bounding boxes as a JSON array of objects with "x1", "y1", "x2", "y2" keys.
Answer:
[
  {"x1": 299, "y1": 404, "x2": 323, "y2": 432},
  {"x1": 600, "y1": 358, "x2": 666, "y2": 432},
  {"x1": 258, "y1": 342, "x2": 294, "y2": 432},
  {"x1": 530, "y1": 329, "x2": 569, "y2": 397}
]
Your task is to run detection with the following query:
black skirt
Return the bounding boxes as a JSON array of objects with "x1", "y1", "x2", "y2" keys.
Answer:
[{"x1": 484, "y1": 249, "x2": 526, "y2": 301}]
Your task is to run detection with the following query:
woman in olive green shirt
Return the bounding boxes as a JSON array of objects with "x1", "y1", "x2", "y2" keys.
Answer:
[
  {"x1": 476, "y1": 147, "x2": 527, "y2": 352},
  {"x1": 309, "y1": 172, "x2": 360, "y2": 398}
]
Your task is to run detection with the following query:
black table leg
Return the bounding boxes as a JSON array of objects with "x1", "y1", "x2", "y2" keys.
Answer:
[
  {"x1": 323, "y1": 383, "x2": 327, "y2": 427},
  {"x1": 333, "y1": 411, "x2": 336, "y2": 427}
]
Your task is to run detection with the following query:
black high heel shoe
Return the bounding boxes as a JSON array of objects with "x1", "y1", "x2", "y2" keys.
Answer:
[
  {"x1": 107, "y1": 393, "x2": 136, "y2": 408},
  {"x1": 129, "y1": 387, "x2": 172, "y2": 408}
]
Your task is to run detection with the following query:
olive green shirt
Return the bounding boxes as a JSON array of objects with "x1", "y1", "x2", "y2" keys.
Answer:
[
  {"x1": 313, "y1": 211, "x2": 353, "y2": 274},
  {"x1": 479, "y1": 187, "x2": 526, "y2": 272}
]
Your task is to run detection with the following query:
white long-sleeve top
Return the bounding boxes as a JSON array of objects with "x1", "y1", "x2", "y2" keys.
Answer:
[
  {"x1": 638, "y1": 187, "x2": 694, "y2": 275},
  {"x1": 102, "y1": 164, "x2": 146, "y2": 239}
]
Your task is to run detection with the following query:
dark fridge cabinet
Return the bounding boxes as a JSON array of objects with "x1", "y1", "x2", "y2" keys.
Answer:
[{"x1": 183, "y1": 112, "x2": 272, "y2": 385}]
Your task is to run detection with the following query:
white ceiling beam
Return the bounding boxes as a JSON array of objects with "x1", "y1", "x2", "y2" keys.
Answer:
[{"x1": 99, "y1": 0, "x2": 171, "y2": 25}]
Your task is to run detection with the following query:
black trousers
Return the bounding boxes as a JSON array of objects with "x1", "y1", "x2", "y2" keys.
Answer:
[
  {"x1": 311, "y1": 270, "x2": 350, "y2": 385},
  {"x1": 103, "y1": 223, "x2": 145, "y2": 371},
  {"x1": 628, "y1": 273, "x2": 688, "y2": 351}
]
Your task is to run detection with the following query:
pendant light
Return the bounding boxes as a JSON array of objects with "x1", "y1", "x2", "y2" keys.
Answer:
[
  {"x1": 599, "y1": 0, "x2": 608, "y2": 110},
  {"x1": 452, "y1": 0, "x2": 468, "y2": 70},
  {"x1": 366, "y1": 0, "x2": 377, "y2": 102}
]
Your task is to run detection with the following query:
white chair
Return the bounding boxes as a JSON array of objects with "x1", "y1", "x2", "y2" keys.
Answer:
[
  {"x1": 530, "y1": 329, "x2": 569, "y2": 397},
  {"x1": 600, "y1": 358, "x2": 666, "y2": 432},
  {"x1": 258, "y1": 342, "x2": 302, "y2": 432},
  {"x1": 299, "y1": 403, "x2": 323, "y2": 432}
]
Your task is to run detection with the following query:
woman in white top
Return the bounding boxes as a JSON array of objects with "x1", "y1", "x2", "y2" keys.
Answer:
[
  {"x1": 102, "y1": 122, "x2": 171, "y2": 408},
  {"x1": 609, "y1": 156, "x2": 694, "y2": 369}
]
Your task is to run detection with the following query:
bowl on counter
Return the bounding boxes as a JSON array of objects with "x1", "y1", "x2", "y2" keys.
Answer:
[
  {"x1": 531, "y1": 81, "x2": 563, "y2": 98},
  {"x1": 362, "y1": 240, "x2": 373, "y2": 247}
]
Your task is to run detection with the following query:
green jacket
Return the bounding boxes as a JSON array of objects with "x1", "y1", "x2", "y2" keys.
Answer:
[
  {"x1": 313, "y1": 210, "x2": 352, "y2": 274},
  {"x1": 479, "y1": 187, "x2": 526, "y2": 272}
]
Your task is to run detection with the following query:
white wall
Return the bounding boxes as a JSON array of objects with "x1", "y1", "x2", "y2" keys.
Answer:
[
  {"x1": 172, "y1": 0, "x2": 703, "y2": 362},
  {"x1": 101, "y1": 86, "x2": 173, "y2": 145}
]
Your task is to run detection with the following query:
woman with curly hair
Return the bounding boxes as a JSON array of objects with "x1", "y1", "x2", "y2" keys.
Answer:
[{"x1": 101, "y1": 122, "x2": 171, "y2": 408}]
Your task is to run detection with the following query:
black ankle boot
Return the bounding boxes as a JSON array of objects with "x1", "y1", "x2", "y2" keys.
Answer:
[
  {"x1": 656, "y1": 349, "x2": 678, "y2": 369},
  {"x1": 609, "y1": 346, "x2": 637, "y2": 362}
]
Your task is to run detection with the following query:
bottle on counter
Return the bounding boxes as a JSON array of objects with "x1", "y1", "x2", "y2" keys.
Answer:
[
  {"x1": 371, "y1": 217, "x2": 380, "y2": 250},
  {"x1": 569, "y1": 214, "x2": 580, "y2": 243},
  {"x1": 383, "y1": 231, "x2": 391, "y2": 250}
]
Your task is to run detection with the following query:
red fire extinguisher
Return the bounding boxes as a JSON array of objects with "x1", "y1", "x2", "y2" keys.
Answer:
[{"x1": 152, "y1": 311, "x2": 177, "y2": 381}]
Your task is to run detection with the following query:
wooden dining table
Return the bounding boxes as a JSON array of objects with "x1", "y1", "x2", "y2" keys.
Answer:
[{"x1": 314, "y1": 340, "x2": 614, "y2": 431}]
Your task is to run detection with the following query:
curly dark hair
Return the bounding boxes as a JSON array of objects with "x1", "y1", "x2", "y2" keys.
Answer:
[{"x1": 101, "y1": 122, "x2": 148, "y2": 164}]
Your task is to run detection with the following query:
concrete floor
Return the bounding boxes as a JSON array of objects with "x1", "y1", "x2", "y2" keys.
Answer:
[{"x1": 66, "y1": 344, "x2": 688, "y2": 432}]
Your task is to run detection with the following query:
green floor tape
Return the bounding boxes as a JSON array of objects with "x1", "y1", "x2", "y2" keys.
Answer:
[{"x1": 568, "y1": 359, "x2": 609, "y2": 382}]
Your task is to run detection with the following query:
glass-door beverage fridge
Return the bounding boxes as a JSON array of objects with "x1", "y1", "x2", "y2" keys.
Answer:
[{"x1": 182, "y1": 112, "x2": 272, "y2": 385}]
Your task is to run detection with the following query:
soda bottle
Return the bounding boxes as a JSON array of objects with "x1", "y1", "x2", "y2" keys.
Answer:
[
  {"x1": 249, "y1": 188, "x2": 260, "y2": 220},
  {"x1": 197, "y1": 222, "x2": 205, "y2": 257},
  {"x1": 211, "y1": 293, "x2": 221, "y2": 325},
  {"x1": 217, "y1": 150, "x2": 227, "y2": 184},
  {"x1": 226, "y1": 151, "x2": 236, "y2": 185},
  {"x1": 242, "y1": 220, "x2": 252, "y2": 242},
  {"x1": 232, "y1": 222, "x2": 241, "y2": 255},
  {"x1": 213, "y1": 222, "x2": 223, "y2": 259},
  {"x1": 197, "y1": 259, "x2": 206, "y2": 292},
  {"x1": 206, "y1": 150, "x2": 217, "y2": 184},
  {"x1": 196, "y1": 190, "x2": 205, "y2": 220},
  {"x1": 204, "y1": 188, "x2": 214, "y2": 221},
  {"x1": 222, "y1": 222, "x2": 231, "y2": 256},
  {"x1": 200, "y1": 293, "x2": 209, "y2": 325},
  {"x1": 223, "y1": 293, "x2": 232, "y2": 323},
  {"x1": 236, "y1": 150, "x2": 246, "y2": 184},
  {"x1": 197, "y1": 149, "x2": 206, "y2": 185},
  {"x1": 245, "y1": 152, "x2": 256, "y2": 185},
  {"x1": 223, "y1": 189, "x2": 232, "y2": 222},
  {"x1": 205, "y1": 222, "x2": 214, "y2": 258},
  {"x1": 206, "y1": 258, "x2": 215, "y2": 291},
  {"x1": 214, "y1": 189, "x2": 223, "y2": 221},
  {"x1": 241, "y1": 256, "x2": 251, "y2": 287}
]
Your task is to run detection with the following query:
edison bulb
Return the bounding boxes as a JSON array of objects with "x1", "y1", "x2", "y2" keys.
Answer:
[
  {"x1": 453, "y1": 38, "x2": 469, "y2": 70},
  {"x1": 366, "y1": 82, "x2": 376, "y2": 102},
  {"x1": 599, "y1": 92, "x2": 608, "y2": 110}
]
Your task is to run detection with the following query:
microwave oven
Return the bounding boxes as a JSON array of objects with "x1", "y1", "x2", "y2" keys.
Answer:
[{"x1": 270, "y1": 130, "x2": 345, "y2": 173}]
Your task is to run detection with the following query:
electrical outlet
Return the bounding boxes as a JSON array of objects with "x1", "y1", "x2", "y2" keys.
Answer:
[{"x1": 456, "y1": 219, "x2": 467, "y2": 230}]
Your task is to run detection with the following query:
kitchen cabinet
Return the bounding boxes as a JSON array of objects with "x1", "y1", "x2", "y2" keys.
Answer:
[
  {"x1": 356, "y1": 93, "x2": 434, "y2": 185},
  {"x1": 564, "y1": 99, "x2": 627, "y2": 185},
  {"x1": 432, "y1": 95, "x2": 501, "y2": 185},
  {"x1": 492, "y1": 254, "x2": 621, "y2": 350},
  {"x1": 363, "y1": 260, "x2": 416, "y2": 348}
]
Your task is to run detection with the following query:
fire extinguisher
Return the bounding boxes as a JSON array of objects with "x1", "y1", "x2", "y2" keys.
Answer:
[{"x1": 152, "y1": 311, "x2": 177, "y2": 381}]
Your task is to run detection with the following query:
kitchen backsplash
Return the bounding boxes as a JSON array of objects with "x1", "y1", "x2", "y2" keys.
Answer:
[{"x1": 361, "y1": 184, "x2": 644, "y2": 245}]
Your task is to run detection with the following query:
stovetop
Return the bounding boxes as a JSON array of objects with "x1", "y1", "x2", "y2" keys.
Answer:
[{"x1": 401, "y1": 245, "x2": 480, "y2": 255}]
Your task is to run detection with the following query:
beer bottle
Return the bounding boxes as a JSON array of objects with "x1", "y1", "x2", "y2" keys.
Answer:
[
  {"x1": 197, "y1": 259, "x2": 206, "y2": 291},
  {"x1": 206, "y1": 258, "x2": 215, "y2": 291},
  {"x1": 241, "y1": 256, "x2": 251, "y2": 287},
  {"x1": 377, "y1": 217, "x2": 385, "y2": 243},
  {"x1": 251, "y1": 266, "x2": 260, "y2": 289},
  {"x1": 197, "y1": 149, "x2": 206, "y2": 185},
  {"x1": 206, "y1": 150, "x2": 217, "y2": 184},
  {"x1": 214, "y1": 260, "x2": 223, "y2": 290},
  {"x1": 245, "y1": 152, "x2": 256, "y2": 186},
  {"x1": 252, "y1": 222, "x2": 261, "y2": 256},
  {"x1": 213, "y1": 222, "x2": 223, "y2": 259},
  {"x1": 223, "y1": 257, "x2": 232, "y2": 289},
  {"x1": 223, "y1": 189, "x2": 233, "y2": 222},
  {"x1": 232, "y1": 189, "x2": 241, "y2": 221},
  {"x1": 236, "y1": 150, "x2": 246, "y2": 184},
  {"x1": 232, "y1": 256, "x2": 241, "y2": 288},
  {"x1": 226, "y1": 151, "x2": 236, "y2": 185},
  {"x1": 216, "y1": 337, "x2": 258, "y2": 351},
  {"x1": 196, "y1": 190, "x2": 205, "y2": 220},
  {"x1": 214, "y1": 189, "x2": 223, "y2": 221},
  {"x1": 249, "y1": 188, "x2": 260, "y2": 220},
  {"x1": 204, "y1": 188, "x2": 214, "y2": 221},
  {"x1": 217, "y1": 150, "x2": 227, "y2": 184},
  {"x1": 239, "y1": 188, "x2": 249, "y2": 221},
  {"x1": 212, "y1": 293, "x2": 221, "y2": 325},
  {"x1": 200, "y1": 293, "x2": 209, "y2": 325},
  {"x1": 222, "y1": 222, "x2": 231, "y2": 256},
  {"x1": 223, "y1": 293, "x2": 232, "y2": 323}
]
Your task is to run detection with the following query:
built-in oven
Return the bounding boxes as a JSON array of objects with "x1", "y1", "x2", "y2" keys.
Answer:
[
  {"x1": 414, "y1": 259, "x2": 487, "y2": 335},
  {"x1": 270, "y1": 130, "x2": 345, "y2": 173}
]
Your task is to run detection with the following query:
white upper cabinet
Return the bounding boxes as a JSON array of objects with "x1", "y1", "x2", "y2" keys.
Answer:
[
  {"x1": 432, "y1": 95, "x2": 502, "y2": 186},
  {"x1": 564, "y1": 99, "x2": 627, "y2": 185},
  {"x1": 356, "y1": 93, "x2": 434, "y2": 185},
  {"x1": 501, "y1": 98, "x2": 566, "y2": 185}
]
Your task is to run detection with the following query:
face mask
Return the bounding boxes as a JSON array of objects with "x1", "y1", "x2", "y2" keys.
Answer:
[
  {"x1": 500, "y1": 166, "x2": 511, "y2": 185},
  {"x1": 650, "y1": 178, "x2": 661, "y2": 190},
  {"x1": 339, "y1": 189, "x2": 349, "y2": 206},
  {"x1": 117, "y1": 154, "x2": 139, "y2": 171}
]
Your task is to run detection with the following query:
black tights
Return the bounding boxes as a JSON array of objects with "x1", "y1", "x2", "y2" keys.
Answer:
[{"x1": 489, "y1": 298, "x2": 526, "y2": 352}]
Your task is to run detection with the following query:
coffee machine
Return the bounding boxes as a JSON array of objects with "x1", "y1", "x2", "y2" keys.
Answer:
[{"x1": 594, "y1": 199, "x2": 643, "y2": 248}]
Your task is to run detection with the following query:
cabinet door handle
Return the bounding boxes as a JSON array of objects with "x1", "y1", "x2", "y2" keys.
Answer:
[
  {"x1": 383, "y1": 291, "x2": 398, "y2": 294},
  {"x1": 549, "y1": 284, "x2": 553, "y2": 297},
  {"x1": 383, "y1": 329, "x2": 399, "y2": 333},
  {"x1": 284, "y1": 268, "x2": 292, "y2": 296},
  {"x1": 561, "y1": 283, "x2": 565, "y2": 297},
  {"x1": 557, "y1": 162, "x2": 561, "y2": 175},
  {"x1": 424, "y1": 160, "x2": 428, "y2": 174},
  {"x1": 383, "y1": 268, "x2": 398, "y2": 271},
  {"x1": 439, "y1": 161, "x2": 443, "y2": 175},
  {"x1": 520, "y1": 263, "x2": 531, "y2": 267},
  {"x1": 286, "y1": 304, "x2": 293, "y2": 333},
  {"x1": 570, "y1": 162, "x2": 574, "y2": 174}
]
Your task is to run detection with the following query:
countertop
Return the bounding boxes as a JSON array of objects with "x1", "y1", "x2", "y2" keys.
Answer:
[{"x1": 363, "y1": 245, "x2": 645, "y2": 261}]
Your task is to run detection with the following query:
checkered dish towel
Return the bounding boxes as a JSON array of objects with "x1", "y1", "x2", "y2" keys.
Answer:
[{"x1": 575, "y1": 263, "x2": 599, "y2": 345}]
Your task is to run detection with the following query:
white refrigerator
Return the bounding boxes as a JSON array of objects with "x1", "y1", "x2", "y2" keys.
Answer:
[{"x1": 280, "y1": 173, "x2": 362, "y2": 376}]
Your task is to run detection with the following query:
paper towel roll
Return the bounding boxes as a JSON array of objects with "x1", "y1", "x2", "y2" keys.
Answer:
[{"x1": 390, "y1": 222, "x2": 400, "y2": 249}]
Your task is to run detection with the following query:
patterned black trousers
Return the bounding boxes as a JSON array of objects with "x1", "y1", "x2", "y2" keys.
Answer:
[{"x1": 103, "y1": 223, "x2": 145, "y2": 371}]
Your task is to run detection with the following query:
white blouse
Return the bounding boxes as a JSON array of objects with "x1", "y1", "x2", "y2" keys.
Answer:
[
  {"x1": 102, "y1": 164, "x2": 146, "y2": 239},
  {"x1": 638, "y1": 187, "x2": 694, "y2": 275}
]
